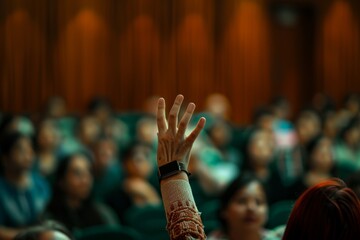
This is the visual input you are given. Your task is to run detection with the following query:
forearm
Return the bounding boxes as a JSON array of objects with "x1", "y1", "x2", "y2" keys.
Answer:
[{"x1": 161, "y1": 172, "x2": 206, "y2": 240}]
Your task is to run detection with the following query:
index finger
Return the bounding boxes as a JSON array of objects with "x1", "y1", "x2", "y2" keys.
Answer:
[{"x1": 157, "y1": 97, "x2": 167, "y2": 134}]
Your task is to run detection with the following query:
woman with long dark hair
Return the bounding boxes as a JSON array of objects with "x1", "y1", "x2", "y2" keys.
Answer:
[{"x1": 44, "y1": 151, "x2": 117, "y2": 232}]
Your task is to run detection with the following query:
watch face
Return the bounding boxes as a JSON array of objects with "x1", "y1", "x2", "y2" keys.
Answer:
[{"x1": 159, "y1": 161, "x2": 181, "y2": 176}]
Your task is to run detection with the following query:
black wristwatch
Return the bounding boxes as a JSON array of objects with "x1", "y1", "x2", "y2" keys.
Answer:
[{"x1": 158, "y1": 161, "x2": 191, "y2": 182}]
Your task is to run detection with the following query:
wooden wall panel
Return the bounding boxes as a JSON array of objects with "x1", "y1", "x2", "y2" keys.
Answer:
[
  {"x1": 0, "y1": 0, "x2": 48, "y2": 113},
  {"x1": 0, "y1": 0, "x2": 359, "y2": 123},
  {"x1": 217, "y1": 0, "x2": 271, "y2": 122},
  {"x1": 316, "y1": 0, "x2": 360, "y2": 106}
]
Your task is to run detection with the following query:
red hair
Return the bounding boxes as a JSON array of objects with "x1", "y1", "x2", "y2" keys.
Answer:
[{"x1": 283, "y1": 178, "x2": 360, "y2": 240}]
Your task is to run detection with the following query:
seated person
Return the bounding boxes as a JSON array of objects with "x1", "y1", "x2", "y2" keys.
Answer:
[
  {"x1": 333, "y1": 116, "x2": 360, "y2": 167},
  {"x1": 0, "y1": 131, "x2": 50, "y2": 240},
  {"x1": 287, "y1": 135, "x2": 337, "y2": 200},
  {"x1": 242, "y1": 128, "x2": 286, "y2": 204},
  {"x1": 106, "y1": 141, "x2": 160, "y2": 223},
  {"x1": 34, "y1": 119, "x2": 62, "y2": 181},
  {"x1": 208, "y1": 173, "x2": 283, "y2": 240},
  {"x1": 90, "y1": 136, "x2": 123, "y2": 201},
  {"x1": 44, "y1": 151, "x2": 118, "y2": 232}
]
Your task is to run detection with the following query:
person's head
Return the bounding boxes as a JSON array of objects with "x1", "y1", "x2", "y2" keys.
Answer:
[
  {"x1": 45, "y1": 96, "x2": 67, "y2": 119},
  {"x1": 245, "y1": 129, "x2": 274, "y2": 169},
  {"x1": 88, "y1": 97, "x2": 113, "y2": 124},
  {"x1": 205, "y1": 93, "x2": 231, "y2": 120},
  {"x1": 219, "y1": 173, "x2": 268, "y2": 234},
  {"x1": 77, "y1": 116, "x2": 101, "y2": 147},
  {"x1": 121, "y1": 141, "x2": 154, "y2": 179},
  {"x1": 322, "y1": 111, "x2": 339, "y2": 140},
  {"x1": 343, "y1": 93, "x2": 360, "y2": 115},
  {"x1": 312, "y1": 92, "x2": 335, "y2": 115},
  {"x1": 340, "y1": 117, "x2": 360, "y2": 147},
  {"x1": 295, "y1": 110, "x2": 321, "y2": 145},
  {"x1": 252, "y1": 106, "x2": 274, "y2": 132},
  {"x1": 283, "y1": 178, "x2": 360, "y2": 240},
  {"x1": 35, "y1": 119, "x2": 60, "y2": 151},
  {"x1": 305, "y1": 135, "x2": 334, "y2": 174},
  {"x1": 207, "y1": 119, "x2": 232, "y2": 149},
  {"x1": 0, "y1": 114, "x2": 34, "y2": 137},
  {"x1": 92, "y1": 136, "x2": 117, "y2": 172},
  {"x1": 14, "y1": 220, "x2": 73, "y2": 240},
  {"x1": 270, "y1": 96, "x2": 290, "y2": 120},
  {"x1": 136, "y1": 116, "x2": 157, "y2": 145},
  {"x1": 53, "y1": 152, "x2": 94, "y2": 204},
  {"x1": 0, "y1": 131, "x2": 34, "y2": 175}
]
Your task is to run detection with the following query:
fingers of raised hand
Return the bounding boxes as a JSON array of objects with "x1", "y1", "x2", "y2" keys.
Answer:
[
  {"x1": 168, "y1": 94, "x2": 184, "y2": 134},
  {"x1": 185, "y1": 117, "x2": 206, "y2": 144},
  {"x1": 176, "y1": 102, "x2": 196, "y2": 141},
  {"x1": 157, "y1": 98, "x2": 167, "y2": 134}
]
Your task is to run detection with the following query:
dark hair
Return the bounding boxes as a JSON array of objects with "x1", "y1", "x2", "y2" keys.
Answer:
[
  {"x1": 304, "y1": 135, "x2": 336, "y2": 174},
  {"x1": 88, "y1": 97, "x2": 112, "y2": 113},
  {"x1": 218, "y1": 173, "x2": 267, "y2": 232},
  {"x1": 270, "y1": 96, "x2": 288, "y2": 108},
  {"x1": 0, "y1": 131, "x2": 31, "y2": 156},
  {"x1": 252, "y1": 106, "x2": 273, "y2": 124},
  {"x1": 47, "y1": 151, "x2": 94, "y2": 209},
  {"x1": 0, "y1": 131, "x2": 33, "y2": 174},
  {"x1": 14, "y1": 220, "x2": 73, "y2": 240},
  {"x1": 283, "y1": 178, "x2": 360, "y2": 240}
]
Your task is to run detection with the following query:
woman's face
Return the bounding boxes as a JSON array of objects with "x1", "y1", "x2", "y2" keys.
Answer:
[
  {"x1": 124, "y1": 145, "x2": 154, "y2": 179},
  {"x1": 249, "y1": 132, "x2": 274, "y2": 166},
  {"x1": 222, "y1": 181, "x2": 268, "y2": 232},
  {"x1": 310, "y1": 138, "x2": 334, "y2": 173},
  {"x1": 8, "y1": 137, "x2": 34, "y2": 172},
  {"x1": 38, "y1": 121, "x2": 60, "y2": 150},
  {"x1": 62, "y1": 155, "x2": 93, "y2": 201},
  {"x1": 94, "y1": 139, "x2": 116, "y2": 169}
]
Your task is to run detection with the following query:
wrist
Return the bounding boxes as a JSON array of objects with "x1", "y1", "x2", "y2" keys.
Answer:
[
  {"x1": 160, "y1": 171, "x2": 189, "y2": 184},
  {"x1": 158, "y1": 161, "x2": 190, "y2": 183}
]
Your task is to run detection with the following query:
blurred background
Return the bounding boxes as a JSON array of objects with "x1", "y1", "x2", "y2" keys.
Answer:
[
  {"x1": 1, "y1": 1, "x2": 360, "y2": 240},
  {"x1": 0, "y1": 0, "x2": 359, "y2": 123}
]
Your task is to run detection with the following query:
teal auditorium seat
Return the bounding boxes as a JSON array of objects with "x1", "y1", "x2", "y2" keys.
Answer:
[
  {"x1": 198, "y1": 200, "x2": 221, "y2": 234},
  {"x1": 75, "y1": 225, "x2": 141, "y2": 240},
  {"x1": 268, "y1": 200, "x2": 294, "y2": 229},
  {"x1": 124, "y1": 204, "x2": 169, "y2": 240}
]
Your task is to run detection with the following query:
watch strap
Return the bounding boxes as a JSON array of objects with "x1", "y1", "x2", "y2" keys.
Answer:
[{"x1": 158, "y1": 161, "x2": 191, "y2": 182}]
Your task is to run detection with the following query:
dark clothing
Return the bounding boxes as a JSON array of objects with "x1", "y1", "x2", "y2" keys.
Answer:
[{"x1": 45, "y1": 201, "x2": 111, "y2": 232}]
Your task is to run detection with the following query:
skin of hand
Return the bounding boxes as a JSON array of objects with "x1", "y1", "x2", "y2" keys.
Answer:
[{"x1": 156, "y1": 94, "x2": 206, "y2": 171}]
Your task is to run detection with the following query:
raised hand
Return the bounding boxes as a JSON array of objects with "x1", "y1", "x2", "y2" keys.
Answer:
[{"x1": 156, "y1": 94, "x2": 206, "y2": 170}]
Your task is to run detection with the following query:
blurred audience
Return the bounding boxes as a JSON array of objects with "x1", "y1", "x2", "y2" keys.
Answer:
[
  {"x1": 270, "y1": 96, "x2": 296, "y2": 149},
  {"x1": 90, "y1": 137, "x2": 123, "y2": 201},
  {"x1": 44, "y1": 152, "x2": 118, "y2": 232},
  {"x1": 205, "y1": 93, "x2": 232, "y2": 120},
  {"x1": 105, "y1": 141, "x2": 160, "y2": 223},
  {"x1": 0, "y1": 92, "x2": 359, "y2": 238},
  {"x1": 333, "y1": 116, "x2": 360, "y2": 167},
  {"x1": 287, "y1": 135, "x2": 337, "y2": 200},
  {"x1": 0, "y1": 132, "x2": 50, "y2": 240},
  {"x1": 34, "y1": 119, "x2": 61, "y2": 181}
]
